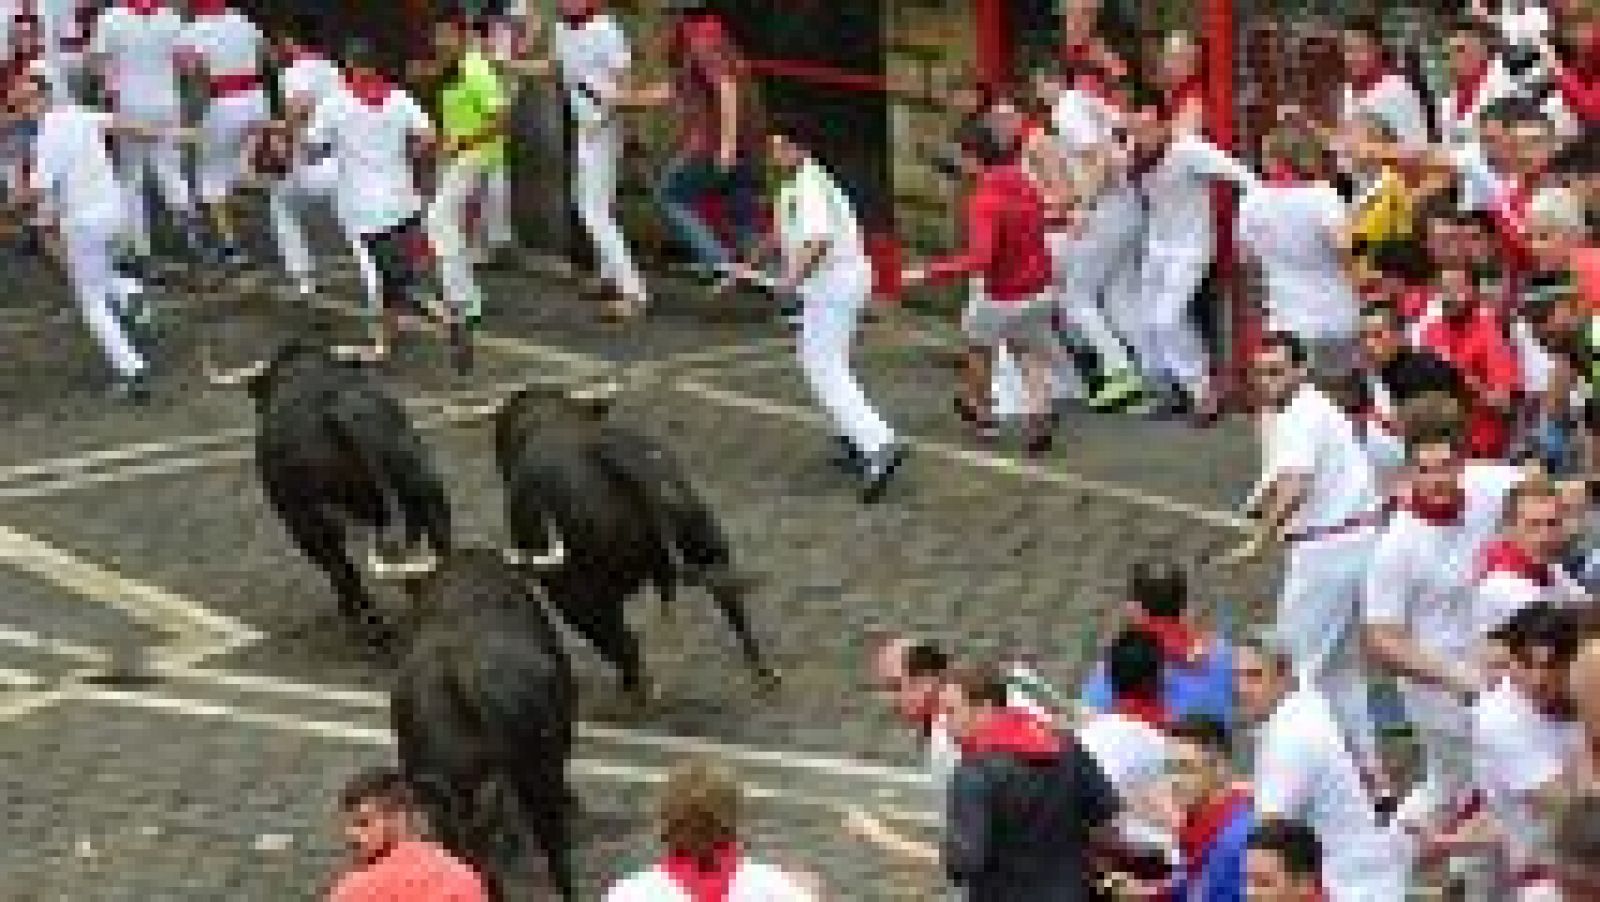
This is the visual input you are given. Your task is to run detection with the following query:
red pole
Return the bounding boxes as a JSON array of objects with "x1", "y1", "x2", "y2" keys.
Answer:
[
  {"x1": 974, "y1": 0, "x2": 1010, "y2": 87},
  {"x1": 1203, "y1": 0, "x2": 1256, "y2": 404}
]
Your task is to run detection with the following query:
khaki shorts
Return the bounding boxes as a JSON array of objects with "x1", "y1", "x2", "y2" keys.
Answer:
[{"x1": 962, "y1": 288, "x2": 1057, "y2": 349}]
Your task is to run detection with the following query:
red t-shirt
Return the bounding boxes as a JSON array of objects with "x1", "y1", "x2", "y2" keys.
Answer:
[
  {"x1": 328, "y1": 841, "x2": 487, "y2": 902},
  {"x1": 1417, "y1": 307, "x2": 1520, "y2": 458},
  {"x1": 668, "y1": 14, "x2": 761, "y2": 161},
  {"x1": 921, "y1": 162, "x2": 1055, "y2": 303}
]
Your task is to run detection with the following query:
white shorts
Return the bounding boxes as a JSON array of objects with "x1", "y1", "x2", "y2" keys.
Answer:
[{"x1": 198, "y1": 89, "x2": 268, "y2": 202}]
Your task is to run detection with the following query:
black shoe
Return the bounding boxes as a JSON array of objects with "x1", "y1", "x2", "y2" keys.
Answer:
[
  {"x1": 107, "y1": 372, "x2": 151, "y2": 405},
  {"x1": 829, "y1": 435, "x2": 865, "y2": 475},
  {"x1": 861, "y1": 442, "x2": 909, "y2": 504}
]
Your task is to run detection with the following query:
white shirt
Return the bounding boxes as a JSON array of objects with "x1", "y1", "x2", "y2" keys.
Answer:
[
  {"x1": 1051, "y1": 87, "x2": 1119, "y2": 156},
  {"x1": 1472, "y1": 678, "x2": 1582, "y2": 869},
  {"x1": 1438, "y1": 60, "x2": 1518, "y2": 211},
  {"x1": 280, "y1": 54, "x2": 342, "y2": 114},
  {"x1": 37, "y1": 0, "x2": 81, "y2": 58},
  {"x1": 1237, "y1": 182, "x2": 1360, "y2": 340},
  {"x1": 304, "y1": 87, "x2": 432, "y2": 235},
  {"x1": 1076, "y1": 711, "x2": 1176, "y2": 855},
  {"x1": 604, "y1": 860, "x2": 815, "y2": 902},
  {"x1": 1340, "y1": 73, "x2": 1430, "y2": 149},
  {"x1": 775, "y1": 158, "x2": 868, "y2": 294},
  {"x1": 551, "y1": 13, "x2": 630, "y2": 127},
  {"x1": 1263, "y1": 384, "x2": 1380, "y2": 536},
  {"x1": 30, "y1": 103, "x2": 123, "y2": 231},
  {"x1": 90, "y1": 5, "x2": 186, "y2": 116},
  {"x1": 1140, "y1": 135, "x2": 1259, "y2": 250},
  {"x1": 1255, "y1": 688, "x2": 1395, "y2": 893},
  {"x1": 179, "y1": 9, "x2": 263, "y2": 81},
  {"x1": 1492, "y1": 2, "x2": 1552, "y2": 49},
  {"x1": 1363, "y1": 464, "x2": 1525, "y2": 726}
]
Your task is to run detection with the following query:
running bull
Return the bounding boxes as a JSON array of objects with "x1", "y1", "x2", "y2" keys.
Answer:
[
  {"x1": 206, "y1": 339, "x2": 453, "y2": 654},
  {"x1": 493, "y1": 381, "x2": 780, "y2": 700},
  {"x1": 393, "y1": 548, "x2": 577, "y2": 901}
]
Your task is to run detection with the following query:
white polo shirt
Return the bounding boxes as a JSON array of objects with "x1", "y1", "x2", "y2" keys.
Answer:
[
  {"x1": 775, "y1": 157, "x2": 868, "y2": 295},
  {"x1": 304, "y1": 86, "x2": 433, "y2": 236},
  {"x1": 551, "y1": 13, "x2": 631, "y2": 127},
  {"x1": 90, "y1": 4, "x2": 186, "y2": 118},
  {"x1": 1140, "y1": 135, "x2": 1259, "y2": 250},
  {"x1": 1472, "y1": 678, "x2": 1582, "y2": 870},
  {"x1": 1339, "y1": 73, "x2": 1429, "y2": 149},
  {"x1": 30, "y1": 102, "x2": 124, "y2": 231},
  {"x1": 179, "y1": 9, "x2": 263, "y2": 82},
  {"x1": 604, "y1": 860, "x2": 815, "y2": 902},
  {"x1": 1255, "y1": 687, "x2": 1398, "y2": 897},
  {"x1": 1237, "y1": 182, "x2": 1360, "y2": 340},
  {"x1": 1263, "y1": 384, "x2": 1380, "y2": 537}
]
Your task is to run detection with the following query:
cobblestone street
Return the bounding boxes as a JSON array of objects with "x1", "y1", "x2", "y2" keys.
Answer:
[{"x1": 0, "y1": 245, "x2": 1274, "y2": 899}]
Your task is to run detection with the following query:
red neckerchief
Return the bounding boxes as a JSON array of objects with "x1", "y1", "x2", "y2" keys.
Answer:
[
  {"x1": 1130, "y1": 611, "x2": 1203, "y2": 665},
  {"x1": 1163, "y1": 76, "x2": 1203, "y2": 122},
  {"x1": 1112, "y1": 692, "x2": 1172, "y2": 730},
  {"x1": 1500, "y1": 179, "x2": 1536, "y2": 228},
  {"x1": 958, "y1": 708, "x2": 1062, "y2": 760},
  {"x1": 1451, "y1": 60, "x2": 1491, "y2": 122},
  {"x1": 126, "y1": 0, "x2": 162, "y2": 15},
  {"x1": 661, "y1": 842, "x2": 739, "y2": 902},
  {"x1": 562, "y1": 10, "x2": 598, "y2": 27},
  {"x1": 1265, "y1": 161, "x2": 1305, "y2": 185},
  {"x1": 344, "y1": 69, "x2": 393, "y2": 108},
  {"x1": 1478, "y1": 539, "x2": 1554, "y2": 588},
  {"x1": 907, "y1": 692, "x2": 940, "y2": 738},
  {"x1": 1178, "y1": 787, "x2": 1251, "y2": 885},
  {"x1": 1073, "y1": 71, "x2": 1122, "y2": 111},
  {"x1": 283, "y1": 46, "x2": 320, "y2": 65},
  {"x1": 1405, "y1": 486, "x2": 1466, "y2": 526},
  {"x1": 1350, "y1": 60, "x2": 1391, "y2": 96}
]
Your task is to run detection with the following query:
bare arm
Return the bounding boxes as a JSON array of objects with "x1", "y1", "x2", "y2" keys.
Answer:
[{"x1": 714, "y1": 76, "x2": 738, "y2": 166}]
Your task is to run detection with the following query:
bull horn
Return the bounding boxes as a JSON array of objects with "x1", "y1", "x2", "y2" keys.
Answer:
[
  {"x1": 502, "y1": 520, "x2": 567, "y2": 569},
  {"x1": 201, "y1": 348, "x2": 271, "y2": 387},
  {"x1": 366, "y1": 547, "x2": 439, "y2": 580}
]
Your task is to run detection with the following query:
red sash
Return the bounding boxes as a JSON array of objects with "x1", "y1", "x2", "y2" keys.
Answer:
[
  {"x1": 1178, "y1": 788, "x2": 1250, "y2": 885},
  {"x1": 661, "y1": 843, "x2": 739, "y2": 902},
  {"x1": 209, "y1": 72, "x2": 261, "y2": 97}
]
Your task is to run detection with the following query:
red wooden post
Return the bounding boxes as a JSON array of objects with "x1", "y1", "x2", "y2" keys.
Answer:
[
  {"x1": 974, "y1": 0, "x2": 1010, "y2": 87},
  {"x1": 1203, "y1": 0, "x2": 1257, "y2": 402}
]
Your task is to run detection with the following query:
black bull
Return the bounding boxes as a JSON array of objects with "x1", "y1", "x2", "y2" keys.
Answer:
[
  {"x1": 207, "y1": 341, "x2": 453, "y2": 652},
  {"x1": 494, "y1": 383, "x2": 780, "y2": 698},
  {"x1": 392, "y1": 548, "x2": 577, "y2": 901}
]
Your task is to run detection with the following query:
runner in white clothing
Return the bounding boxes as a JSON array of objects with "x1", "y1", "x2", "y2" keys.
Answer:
[
  {"x1": 1438, "y1": 19, "x2": 1520, "y2": 211},
  {"x1": 179, "y1": 0, "x2": 268, "y2": 265},
  {"x1": 735, "y1": 125, "x2": 907, "y2": 503},
  {"x1": 260, "y1": 20, "x2": 379, "y2": 307},
  {"x1": 547, "y1": 0, "x2": 648, "y2": 315},
  {"x1": 1236, "y1": 634, "x2": 1409, "y2": 902},
  {"x1": 88, "y1": 0, "x2": 206, "y2": 273},
  {"x1": 603, "y1": 758, "x2": 820, "y2": 902},
  {"x1": 1474, "y1": 478, "x2": 1590, "y2": 652},
  {"x1": 1362, "y1": 419, "x2": 1525, "y2": 835},
  {"x1": 1462, "y1": 604, "x2": 1585, "y2": 901},
  {"x1": 1237, "y1": 127, "x2": 1361, "y2": 377},
  {"x1": 1128, "y1": 104, "x2": 1259, "y2": 416},
  {"x1": 1230, "y1": 334, "x2": 1386, "y2": 793},
  {"x1": 1338, "y1": 18, "x2": 1431, "y2": 150}
]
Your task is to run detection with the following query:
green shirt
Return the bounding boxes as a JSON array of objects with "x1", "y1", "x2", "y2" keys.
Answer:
[{"x1": 439, "y1": 50, "x2": 508, "y2": 167}]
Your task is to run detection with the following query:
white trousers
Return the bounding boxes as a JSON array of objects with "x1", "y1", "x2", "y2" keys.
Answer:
[
  {"x1": 1278, "y1": 531, "x2": 1381, "y2": 774},
  {"x1": 481, "y1": 162, "x2": 513, "y2": 249},
  {"x1": 573, "y1": 122, "x2": 644, "y2": 302},
  {"x1": 1395, "y1": 684, "x2": 1474, "y2": 828},
  {"x1": 983, "y1": 280, "x2": 1085, "y2": 416},
  {"x1": 799, "y1": 265, "x2": 894, "y2": 459},
  {"x1": 269, "y1": 160, "x2": 380, "y2": 309},
  {"x1": 1051, "y1": 188, "x2": 1141, "y2": 373},
  {"x1": 65, "y1": 215, "x2": 145, "y2": 378},
  {"x1": 427, "y1": 153, "x2": 489, "y2": 319},
  {"x1": 197, "y1": 90, "x2": 268, "y2": 203},
  {"x1": 1136, "y1": 241, "x2": 1212, "y2": 399},
  {"x1": 113, "y1": 116, "x2": 192, "y2": 255}
]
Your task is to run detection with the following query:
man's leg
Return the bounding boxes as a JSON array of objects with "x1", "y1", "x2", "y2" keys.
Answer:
[
  {"x1": 196, "y1": 95, "x2": 265, "y2": 264},
  {"x1": 64, "y1": 220, "x2": 148, "y2": 390},
  {"x1": 427, "y1": 155, "x2": 486, "y2": 323},
  {"x1": 798, "y1": 270, "x2": 895, "y2": 462},
  {"x1": 654, "y1": 155, "x2": 732, "y2": 274},
  {"x1": 574, "y1": 123, "x2": 646, "y2": 310},
  {"x1": 481, "y1": 160, "x2": 514, "y2": 251},
  {"x1": 1142, "y1": 246, "x2": 1213, "y2": 409},
  {"x1": 269, "y1": 177, "x2": 317, "y2": 294},
  {"x1": 113, "y1": 138, "x2": 154, "y2": 261}
]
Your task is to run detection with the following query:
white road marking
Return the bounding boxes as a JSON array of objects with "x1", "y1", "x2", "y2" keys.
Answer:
[
  {"x1": 0, "y1": 667, "x2": 42, "y2": 687},
  {"x1": 65, "y1": 685, "x2": 939, "y2": 825},
  {"x1": 0, "y1": 525, "x2": 262, "y2": 645},
  {"x1": 0, "y1": 626, "x2": 108, "y2": 662}
]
